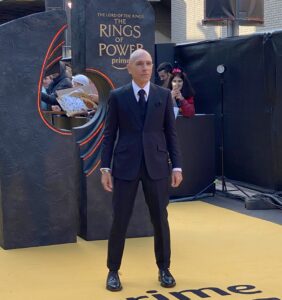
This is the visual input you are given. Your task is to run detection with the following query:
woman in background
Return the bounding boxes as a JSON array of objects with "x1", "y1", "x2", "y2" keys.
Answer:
[{"x1": 168, "y1": 68, "x2": 195, "y2": 118}]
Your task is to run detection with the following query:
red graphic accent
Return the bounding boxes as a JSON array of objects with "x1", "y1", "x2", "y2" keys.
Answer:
[
  {"x1": 83, "y1": 135, "x2": 104, "y2": 161},
  {"x1": 79, "y1": 121, "x2": 105, "y2": 146},
  {"x1": 45, "y1": 55, "x2": 63, "y2": 71},
  {"x1": 86, "y1": 159, "x2": 101, "y2": 177},
  {"x1": 37, "y1": 24, "x2": 71, "y2": 136},
  {"x1": 80, "y1": 70, "x2": 114, "y2": 175},
  {"x1": 47, "y1": 41, "x2": 65, "y2": 60},
  {"x1": 86, "y1": 68, "x2": 115, "y2": 89}
]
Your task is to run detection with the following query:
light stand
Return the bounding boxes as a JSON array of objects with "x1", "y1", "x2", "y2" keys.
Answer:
[{"x1": 216, "y1": 65, "x2": 250, "y2": 199}]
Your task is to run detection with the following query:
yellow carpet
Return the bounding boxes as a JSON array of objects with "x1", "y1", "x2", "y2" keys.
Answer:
[{"x1": 0, "y1": 201, "x2": 282, "y2": 300}]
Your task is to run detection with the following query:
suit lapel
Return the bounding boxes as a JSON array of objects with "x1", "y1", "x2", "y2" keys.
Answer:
[
  {"x1": 123, "y1": 82, "x2": 162, "y2": 129},
  {"x1": 144, "y1": 83, "x2": 162, "y2": 129},
  {"x1": 124, "y1": 83, "x2": 142, "y2": 128}
]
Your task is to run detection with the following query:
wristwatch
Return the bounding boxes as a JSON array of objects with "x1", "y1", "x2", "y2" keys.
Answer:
[{"x1": 100, "y1": 168, "x2": 111, "y2": 174}]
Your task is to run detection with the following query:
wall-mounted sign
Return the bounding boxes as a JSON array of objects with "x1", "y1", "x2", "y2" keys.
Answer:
[{"x1": 72, "y1": 0, "x2": 155, "y2": 87}]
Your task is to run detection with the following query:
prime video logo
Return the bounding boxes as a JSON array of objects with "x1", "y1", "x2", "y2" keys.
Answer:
[{"x1": 125, "y1": 284, "x2": 280, "y2": 300}]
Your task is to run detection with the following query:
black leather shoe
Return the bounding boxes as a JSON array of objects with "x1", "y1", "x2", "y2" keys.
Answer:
[
  {"x1": 106, "y1": 271, "x2": 122, "y2": 291},
  {"x1": 158, "y1": 269, "x2": 176, "y2": 288}
]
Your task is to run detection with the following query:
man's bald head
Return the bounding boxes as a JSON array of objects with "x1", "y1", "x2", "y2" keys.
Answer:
[
  {"x1": 127, "y1": 49, "x2": 153, "y2": 88},
  {"x1": 129, "y1": 49, "x2": 152, "y2": 63}
]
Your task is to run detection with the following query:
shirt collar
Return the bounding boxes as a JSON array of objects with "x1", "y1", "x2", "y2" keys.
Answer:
[{"x1": 132, "y1": 80, "x2": 150, "y2": 101}]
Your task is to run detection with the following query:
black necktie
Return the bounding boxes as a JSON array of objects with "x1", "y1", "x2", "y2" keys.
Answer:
[
  {"x1": 138, "y1": 89, "x2": 147, "y2": 122},
  {"x1": 138, "y1": 89, "x2": 146, "y2": 108}
]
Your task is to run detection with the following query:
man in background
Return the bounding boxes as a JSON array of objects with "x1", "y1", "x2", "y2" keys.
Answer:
[{"x1": 157, "y1": 62, "x2": 173, "y2": 88}]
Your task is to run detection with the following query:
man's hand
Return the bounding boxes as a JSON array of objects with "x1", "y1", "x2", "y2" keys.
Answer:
[
  {"x1": 51, "y1": 105, "x2": 61, "y2": 112},
  {"x1": 171, "y1": 170, "x2": 183, "y2": 188},
  {"x1": 101, "y1": 172, "x2": 113, "y2": 192}
]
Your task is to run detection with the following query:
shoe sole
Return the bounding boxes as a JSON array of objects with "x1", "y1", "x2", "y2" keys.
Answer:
[
  {"x1": 160, "y1": 282, "x2": 176, "y2": 288},
  {"x1": 106, "y1": 286, "x2": 123, "y2": 292}
]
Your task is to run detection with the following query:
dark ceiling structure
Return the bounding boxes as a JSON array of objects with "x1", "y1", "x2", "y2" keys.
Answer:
[
  {"x1": 0, "y1": 0, "x2": 171, "y2": 25},
  {"x1": 0, "y1": 0, "x2": 45, "y2": 25}
]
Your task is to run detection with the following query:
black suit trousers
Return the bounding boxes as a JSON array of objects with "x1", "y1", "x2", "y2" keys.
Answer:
[{"x1": 107, "y1": 159, "x2": 171, "y2": 271}]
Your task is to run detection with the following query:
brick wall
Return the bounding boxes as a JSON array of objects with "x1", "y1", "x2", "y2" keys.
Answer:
[
  {"x1": 172, "y1": 0, "x2": 282, "y2": 43},
  {"x1": 240, "y1": 0, "x2": 282, "y2": 36}
]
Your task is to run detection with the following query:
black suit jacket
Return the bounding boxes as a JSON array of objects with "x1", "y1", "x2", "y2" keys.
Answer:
[{"x1": 101, "y1": 82, "x2": 182, "y2": 180}]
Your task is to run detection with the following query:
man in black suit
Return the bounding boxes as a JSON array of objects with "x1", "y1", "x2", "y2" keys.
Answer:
[{"x1": 101, "y1": 49, "x2": 183, "y2": 291}]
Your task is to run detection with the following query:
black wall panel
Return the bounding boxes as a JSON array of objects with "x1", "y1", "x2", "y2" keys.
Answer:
[
  {"x1": 170, "y1": 116, "x2": 215, "y2": 198},
  {"x1": 176, "y1": 32, "x2": 282, "y2": 191}
]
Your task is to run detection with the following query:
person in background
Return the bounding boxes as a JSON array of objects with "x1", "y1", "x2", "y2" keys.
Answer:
[
  {"x1": 72, "y1": 74, "x2": 99, "y2": 107},
  {"x1": 42, "y1": 76, "x2": 52, "y2": 94},
  {"x1": 72, "y1": 74, "x2": 90, "y2": 87},
  {"x1": 168, "y1": 68, "x2": 195, "y2": 118},
  {"x1": 49, "y1": 73, "x2": 98, "y2": 116},
  {"x1": 157, "y1": 62, "x2": 173, "y2": 88},
  {"x1": 72, "y1": 74, "x2": 99, "y2": 103},
  {"x1": 41, "y1": 75, "x2": 52, "y2": 110},
  {"x1": 41, "y1": 61, "x2": 72, "y2": 107}
]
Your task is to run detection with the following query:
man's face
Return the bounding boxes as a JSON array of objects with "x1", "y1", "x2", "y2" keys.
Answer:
[
  {"x1": 171, "y1": 75, "x2": 183, "y2": 90},
  {"x1": 158, "y1": 70, "x2": 169, "y2": 82},
  {"x1": 43, "y1": 76, "x2": 52, "y2": 88},
  {"x1": 127, "y1": 52, "x2": 153, "y2": 87}
]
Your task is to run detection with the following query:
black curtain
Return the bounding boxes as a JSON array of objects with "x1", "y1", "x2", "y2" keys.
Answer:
[{"x1": 176, "y1": 31, "x2": 282, "y2": 191}]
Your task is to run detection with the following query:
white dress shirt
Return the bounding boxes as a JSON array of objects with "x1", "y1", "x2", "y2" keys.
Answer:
[{"x1": 132, "y1": 80, "x2": 150, "y2": 102}]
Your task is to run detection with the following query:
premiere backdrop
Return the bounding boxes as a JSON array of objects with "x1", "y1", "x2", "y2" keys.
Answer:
[
  {"x1": 0, "y1": 10, "x2": 79, "y2": 249},
  {"x1": 0, "y1": 0, "x2": 156, "y2": 249},
  {"x1": 71, "y1": 0, "x2": 155, "y2": 241}
]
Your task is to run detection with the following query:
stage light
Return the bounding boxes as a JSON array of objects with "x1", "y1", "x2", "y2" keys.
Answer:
[{"x1": 216, "y1": 64, "x2": 226, "y2": 74}]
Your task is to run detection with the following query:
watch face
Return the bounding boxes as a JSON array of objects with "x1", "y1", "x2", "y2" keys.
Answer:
[
  {"x1": 217, "y1": 65, "x2": 225, "y2": 74},
  {"x1": 101, "y1": 169, "x2": 110, "y2": 174}
]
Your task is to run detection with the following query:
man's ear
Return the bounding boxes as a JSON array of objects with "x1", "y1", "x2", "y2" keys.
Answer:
[{"x1": 127, "y1": 64, "x2": 131, "y2": 74}]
